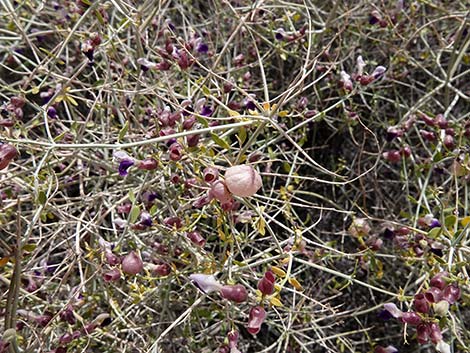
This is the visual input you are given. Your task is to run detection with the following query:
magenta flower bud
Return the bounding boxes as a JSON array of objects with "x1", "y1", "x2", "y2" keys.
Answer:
[
  {"x1": 59, "y1": 305, "x2": 76, "y2": 325},
  {"x1": 227, "y1": 330, "x2": 239, "y2": 349},
  {"x1": 247, "y1": 306, "x2": 266, "y2": 335},
  {"x1": 189, "y1": 274, "x2": 222, "y2": 294},
  {"x1": 420, "y1": 130, "x2": 436, "y2": 141},
  {"x1": 163, "y1": 216, "x2": 182, "y2": 229},
  {"x1": 419, "y1": 113, "x2": 436, "y2": 127},
  {"x1": 169, "y1": 143, "x2": 183, "y2": 161},
  {"x1": 138, "y1": 158, "x2": 158, "y2": 170},
  {"x1": 186, "y1": 231, "x2": 206, "y2": 247},
  {"x1": 413, "y1": 293, "x2": 430, "y2": 313},
  {"x1": 82, "y1": 323, "x2": 97, "y2": 335},
  {"x1": 192, "y1": 194, "x2": 211, "y2": 208},
  {"x1": 224, "y1": 165, "x2": 262, "y2": 197},
  {"x1": 105, "y1": 249, "x2": 121, "y2": 266},
  {"x1": 35, "y1": 312, "x2": 53, "y2": 327},
  {"x1": 443, "y1": 135, "x2": 455, "y2": 149},
  {"x1": 220, "y1": 284, "x2": 248, "y2": 303},
  {"x1": 401, "y1": 311, "x2": 422, "y2": 325},
  {"x1": 429, "y1": 323, "x2": 443, "y2": 344},
  {"x1": 257, "y1": 271, "x2": 276, "y2": 295},
  {"x1": 187, "y1": 133, "x2": 200, "y2": 147},
  {"x1": 383, "y1": 150, "x2": 401, "y2": 163},
  {"x1": 121, "y1": 251, "x2": 143, "y2": 275},
  {"x1": 203, "y1": 167, "x2": 219, "y2": 183},
  {"x1": 209, "y1": 180, "x2": 232, "y2": 203},
  {"x1": 0, "y1": 143, "x2": 18, "y2": 170},
  {"x1": 153, "y1": 263, "x2": 171, "y2": 276},
  {"x1": 430, "y1": 272, "x2": 448, "y2": 290},
  {"x1": 424, "y1": 287, "x2": 442, "y2": 303},
  {"x1": 417, "y1": 323, "x2": 431, "y2": 344},
  {"x1": 59, "y1": 333, "x2": 74, "y2": 345},
  {"x1": 182, "y1": 116, "x2": 196, "y2": 130},
  {"x1": 435, "y1": 114, "x2": 448, "y2": 129},
  {"x1": 442, "y1": 284, "x2": 461, "y2": 304},
  {"x1": 400, "y1": 145, "x2": 411, "y2": 158},
  {"x1": 374, "y1": 346, "x2": 398, "y2": 353},
  {"x1": 103, "y1": 268, "x2": 121, "y2": 282},
  {"x1": 386, "y1": 126, "x2": 404, "y2": 141}
]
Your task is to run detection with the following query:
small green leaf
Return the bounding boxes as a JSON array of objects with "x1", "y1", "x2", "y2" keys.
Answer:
[
  {"x1": 37, "y1": 191, "x2": 47, "y2": 205},
  {"x1": 210, "y1": 133, "x2": 230, "y2": 150},
  {"x1": 445, "y1": 215, "x2": 457, "y2": 228},
  {"x1": 128, "y1": 190, "x2": 136, "y2": 203},
  {"x1": 238, "y1": 126, "x2": 246, "y2": 145},
  {"x1": 23, "y1": 244, "x2": 37, "y2": 252},
  {"x1": 202, "y1": 85, "x2": 210, "y2": 96},
  {"x1": 119, "y1": 121, "x2": 129, "y2": 141},
  {"x1": 428, "y1": 227, "x2": 442, "y2": 239},
  {"x1": 130, "y1": 205, "x2": 140, "y2": 224}
]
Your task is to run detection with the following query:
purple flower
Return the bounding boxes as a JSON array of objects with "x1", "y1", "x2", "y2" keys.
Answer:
[
  {"x1": 201, "y1": 106, "x2": 213, "y2": 117},
  {"x1": 197, "y1": 43, "x2": 209, "y2": 53},
  {"x1": 383, "y1": 303, "x2": 403, "y2": 318},
  {"x1": 118, "y1": 159, "x2": 134, "y2": 176},
  {"x1": 189, "y1": 273, "x2": 222, "y2": 294},
  {"x1": 139, "y1": 211, "x2": 153, "y2": 227},
  {"x1": 372, "y1": 65, "x2": 387, "y2": 79}
]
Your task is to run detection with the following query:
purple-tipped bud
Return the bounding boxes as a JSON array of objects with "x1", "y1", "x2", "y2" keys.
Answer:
[
  {"x1": 442, "y1": 284, "x2": 461, "y2": 304},
  {"x1": 247, "y1": 306, "x2": 266, "y2": 335},
  {"x1": 400, "y1": 145, "x2": 411, "y2": 158},
  {"x1": 186, "y1": 231, "x2": 206, "y2": 247},
  {"x1": 257, "y1": 271, "x2": 276, "y2": 295},
  {"x1": 105, "y1": 250, "x2": 120, "y2": 266},
  {"x1": 209, "y1": 180, "x2": 232, "y2": 203},
  {"x1": 425, "y1": 287, "x2": 442, "y2": 303},
  {"x1": 220, "y1": 284, "x2": 248, "y2": 303},
  {"x1": 138, "y1": 158, "x2": 158, "y2": 170},
  {"x1": 413, "y1": 293, "x2": 430, "y2": 313},
  {"x1": 203, "y1": 167, "x2": 219, "y2": 183},
  {"x1": 227, "y1": 330, "x2": 239, "y2": 349},
  {"x1": 103, "y1": 268, "x2": 121, "y2": 282},
  {"x1": 430, "y1": 272, "x2": 449, "y2": 290},
  {"x1": 0, "y1": 144, "x2": 18, "y2": 170},
  {"x1": 401, "y1": 311, "x2": 422, "y2": 325},
  {"x1": 372, "y1": 66, "x2": 386, "y2": 79},
  {"x1": 417, "y1": 323, "x2": 431, "y2": 344},
  {"x1": 386, "y1": 126, "x2": 404, "y2": 141},
  {"x1": 121, "y1": 251, "x2": 143, "y2": 275},
  {"x1": 189, "y1": 274, "x2": 222, "y2": 294}
]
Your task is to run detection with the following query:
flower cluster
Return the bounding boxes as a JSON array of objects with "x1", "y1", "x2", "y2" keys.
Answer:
[{"x1": 382, "y1": 271, "x2": 461, "y2": 353}]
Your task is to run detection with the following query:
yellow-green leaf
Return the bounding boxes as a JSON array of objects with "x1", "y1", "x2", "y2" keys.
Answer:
[
  {"x1": 271, "y1": 266, "x2": 286, "y2": 278},
  {"x1": 210, "y1": 133, "x2": 230, "y2": 150},
  {"x1": 269, "y1": 296, "x2": 283, "y2": 307}
]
